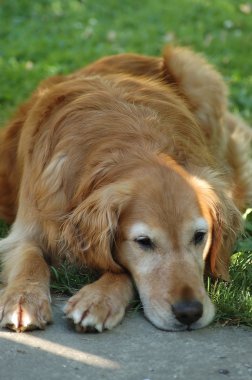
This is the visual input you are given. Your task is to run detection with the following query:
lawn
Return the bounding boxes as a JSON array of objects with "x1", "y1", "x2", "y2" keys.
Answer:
[{"x1": 0, "y1": 0, "x2": 251, "y2": 326}]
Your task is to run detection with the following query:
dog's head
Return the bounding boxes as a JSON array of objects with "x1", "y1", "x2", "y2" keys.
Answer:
[{"x1": 63, "y1": 154, "x2": 242, "y2": 331}]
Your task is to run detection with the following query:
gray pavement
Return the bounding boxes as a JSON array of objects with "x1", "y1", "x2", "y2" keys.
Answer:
[{"x1": 0, "y1": 296, "x2": 251, "y2": 380}]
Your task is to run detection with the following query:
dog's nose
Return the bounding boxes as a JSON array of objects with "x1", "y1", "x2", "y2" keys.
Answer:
[{"x1": 172, "y1": 300, "x2": 203, "y2": 326}]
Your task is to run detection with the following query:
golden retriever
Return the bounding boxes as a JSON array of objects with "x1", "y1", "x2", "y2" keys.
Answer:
[{"x1": 0, "y1": 46, "x2": 251, "y2": 332}]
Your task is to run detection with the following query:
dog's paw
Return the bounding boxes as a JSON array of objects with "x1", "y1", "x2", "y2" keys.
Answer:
[
  {"x1": 0, "y1": 285, "x2": 52, "y2": 332},
  {"x1": 64, "y1": 284, "x2": 126, "y2": 333}
]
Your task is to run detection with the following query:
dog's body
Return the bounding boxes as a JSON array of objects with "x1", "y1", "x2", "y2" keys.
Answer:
[{"x1": 0, "y1": 46, "x2": 251, "y2": 332}]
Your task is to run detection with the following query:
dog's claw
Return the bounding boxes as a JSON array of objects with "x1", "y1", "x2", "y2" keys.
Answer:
[{"x1": 64, "y1": 286, "x2": 126, "y2": 333}]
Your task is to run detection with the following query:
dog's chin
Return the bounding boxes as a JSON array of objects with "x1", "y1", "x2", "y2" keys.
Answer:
[
  {"x1": 142, "y1": 297, "x2": 216, "y2": 332},
  {"x1": 147, "y1": 318, "x2": 189, "y2": 332},
  {"x1": 143, "y1": 311, "x2": 188, "y2": 332},
  {"x1": 144, "y1": 312, "x2": 214, "y2": 332}
]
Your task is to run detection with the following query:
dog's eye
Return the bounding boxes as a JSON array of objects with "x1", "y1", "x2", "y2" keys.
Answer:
[
  {"x1": 193, "y1": 231, "x2": 206, "y2": 245},
  {"x1": 134, "y1": 236, "x2": 154, "y2": 250}
]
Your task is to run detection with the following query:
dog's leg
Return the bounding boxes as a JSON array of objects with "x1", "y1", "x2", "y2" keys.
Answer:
[
  {"x1": 0, "y1": 240, "x2": 52, "y2": 332},
  {"x1": 64, "y1": 272, "x2": 134, "y2": 332}
]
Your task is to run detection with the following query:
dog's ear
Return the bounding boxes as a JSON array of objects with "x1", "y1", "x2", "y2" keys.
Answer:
[
  {"x1": 208, "y1": 194, "x2": 242, "y2": 281},
  {"x1": 193, "y1": 173, "x2": 243, "y2": 281},
  {"x1": 162, "y1": 46, "x2": 227, "y2": 138},
  {"x1": 62, "y1": 182, "x2": 131, "y2": 272}
]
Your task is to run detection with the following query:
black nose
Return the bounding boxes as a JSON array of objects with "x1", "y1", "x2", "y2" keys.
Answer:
[{"x1": 172, "y1": 300, "x2": 203, "y2": 326}]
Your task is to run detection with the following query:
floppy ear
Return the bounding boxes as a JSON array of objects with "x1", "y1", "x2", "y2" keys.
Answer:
[
  {"x1": 208, "y1": 195, "x2": 242, "y2": 281},
  {"x1": 193, "y1": 173, "x2": 243, "y2": 281},
  {"x1": 62, "y1": 182, "x2": 131, "y2": 272}
]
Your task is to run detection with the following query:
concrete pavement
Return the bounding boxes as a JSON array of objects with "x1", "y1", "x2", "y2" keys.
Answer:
[{"x1": 0, "y1": 296, "x2": 251, "y2": 380}]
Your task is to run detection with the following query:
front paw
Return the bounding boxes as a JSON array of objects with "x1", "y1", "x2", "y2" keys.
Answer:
[
  {"x1": 64, "y1": 285, "x2": 126, "y2": 332},
  {"x1": 0, "y1": 285, "x2": 52, "y2": 332}
]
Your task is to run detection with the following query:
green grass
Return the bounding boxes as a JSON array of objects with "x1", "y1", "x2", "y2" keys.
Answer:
[
  {"x1": 0, "y1": 0, "x2": 251, "y2": 326},
  {"x1": 208, "y1": 211, "x2": 252, "y2": 327},
  {"x1": 209, "y1": 251, "x2": 252, "y2": 327},
  {"x1": 50, "y1": 264, "x2": 99, "y2": 295},
  {"x1": 208, "y1": 258, "x2": 252, "y2": 326}
]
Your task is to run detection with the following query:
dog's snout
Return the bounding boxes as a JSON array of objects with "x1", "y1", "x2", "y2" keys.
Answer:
[{"x1": 172, "y1": 300, "x2": 203, "y2": 326}]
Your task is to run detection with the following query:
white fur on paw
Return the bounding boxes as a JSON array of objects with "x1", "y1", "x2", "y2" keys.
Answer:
[
  {"x1": 1, "y1": 306, "x2": 32, "y2": 332},
  {"x1": 81, "y1": 314, "x2": 104, "y2": 332},
  {"x1": 0, "y1": 290, "x2": 52, "y2": 332}
]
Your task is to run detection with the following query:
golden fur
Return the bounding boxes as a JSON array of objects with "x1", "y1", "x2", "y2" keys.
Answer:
[{"x1": 0, "y1": 46, "x2": 251, "y2": 332}]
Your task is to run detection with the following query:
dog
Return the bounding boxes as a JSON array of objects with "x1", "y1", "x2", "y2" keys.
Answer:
[{"x1": 0, "y1": 46, "x2": 251, "y2": 333}]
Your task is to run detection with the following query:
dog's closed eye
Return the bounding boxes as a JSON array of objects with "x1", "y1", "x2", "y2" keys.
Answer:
[{"x1": 134, "y1": 236, "x2": 155, "y2": 250}]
